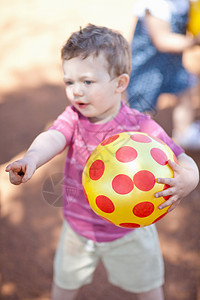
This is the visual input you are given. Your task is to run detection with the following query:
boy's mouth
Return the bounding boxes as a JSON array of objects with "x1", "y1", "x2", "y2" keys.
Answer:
[{"x1": 76, "y1": 102, "x2": 88, "y2": 109}]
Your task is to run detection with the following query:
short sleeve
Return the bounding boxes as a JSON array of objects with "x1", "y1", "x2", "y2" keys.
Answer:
[
  {"x1": 48, "y1": 106, "x2": 78, "y2": 146},
  {"x1": 138, "y1": 116, "x2": 184, "y2": 157},
  {"x1": 133, "y1": 0, "x2": 171, "y2": 22}
]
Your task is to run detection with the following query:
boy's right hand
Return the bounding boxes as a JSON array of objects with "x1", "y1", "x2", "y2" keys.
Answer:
[{"x1": 5, "y1": 159, "x2": 36, "y2": 185}]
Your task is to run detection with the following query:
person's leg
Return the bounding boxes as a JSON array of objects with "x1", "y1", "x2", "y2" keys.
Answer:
[
  {"x1": 51, "y1": 282, "x2": 78, "y2": 300},
  {"x1": 137, "y1": 286, "x2": 164, "y2": 300},
  {"x1": 172, "y1": 84, "x2": 200, "y2": 149},
  {"x1": 173, "y1": 87, "x2": 195, "y2": 135}
]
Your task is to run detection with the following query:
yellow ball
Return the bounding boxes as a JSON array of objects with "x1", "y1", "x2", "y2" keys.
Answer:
[
  {"x1": 82, "y1": 132, "x2": 177, "y2": 228},
  {"x1": 187, "y1": 0, "x2": 200, "y2": 36}
]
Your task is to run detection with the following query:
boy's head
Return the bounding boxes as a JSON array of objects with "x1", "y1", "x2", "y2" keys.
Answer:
[{"x1": 61, "y1": 24, "x2": 131, "y2": 78}]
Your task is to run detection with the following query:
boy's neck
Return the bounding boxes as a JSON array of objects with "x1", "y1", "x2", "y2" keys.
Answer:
[{"x1": 89, "y1": 100, "x2": 122, "y2": 124}]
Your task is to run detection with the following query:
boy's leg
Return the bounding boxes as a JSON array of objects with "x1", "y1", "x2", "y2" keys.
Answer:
[
  {"x1": 51, "y1": 282, "x2": 78, "y2": 300},
  {"x1": 101, "y1": 224, "x2": 164, "y2": 296},
  {"x1": 51, "y1": 279, "x2": 164, "y2": 300},
  {"x1": 53, "y1": 221, "x2": 99, "y2": 297},
  {"x1": 137, "y1": 286, "x2": 164, "y2": 300}
]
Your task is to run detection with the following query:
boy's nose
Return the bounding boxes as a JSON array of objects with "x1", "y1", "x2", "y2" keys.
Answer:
[{"x1": 73, "y1": 84, "x2": 83, "y2": 97}]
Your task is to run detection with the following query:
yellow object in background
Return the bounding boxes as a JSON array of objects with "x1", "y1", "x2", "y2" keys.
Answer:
[{"x1": 187, "y1": 0, "x2": 200, "y2": 36}]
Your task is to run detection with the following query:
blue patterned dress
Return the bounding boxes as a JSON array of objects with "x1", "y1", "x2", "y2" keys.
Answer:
[{"x1": 127, "y1": 3, "x2": 197, "y2": 112}]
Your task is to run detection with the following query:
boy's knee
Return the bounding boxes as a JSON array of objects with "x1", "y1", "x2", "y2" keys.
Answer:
[{"x1": 51, "y1": 282, "x2": 79, "y2": 300}]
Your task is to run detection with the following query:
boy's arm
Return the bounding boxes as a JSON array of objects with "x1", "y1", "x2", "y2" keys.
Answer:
[
  {"x1": 155, "y1": 153, "x2": 199, "y2": 212},
  {"x1": 5, "y1": 130, "x2": 67, "y2": 185}
]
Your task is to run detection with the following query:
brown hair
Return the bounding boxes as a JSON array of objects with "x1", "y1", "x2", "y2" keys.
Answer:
[{"x1": 61, "y1": 24, "x2": 131, "y2": 77}]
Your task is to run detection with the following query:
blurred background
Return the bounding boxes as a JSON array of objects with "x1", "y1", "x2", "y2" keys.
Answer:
[{"x1": 1, "y1": 1, "x2": 200, "y2": 299}]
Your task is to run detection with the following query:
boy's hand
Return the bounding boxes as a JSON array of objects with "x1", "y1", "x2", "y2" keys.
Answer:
[
  {"x1": 5, "y1": 130, "x2": 67, "y2": 185},
  {"x1": 154, "y1": 159, "x2": 194, "y2": 213},
  {"x1": 5, "y1": 159, "x2": 36, "y2": 185}
]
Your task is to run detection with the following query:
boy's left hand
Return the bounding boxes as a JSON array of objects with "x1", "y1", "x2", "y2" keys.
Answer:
[{"x1": 154, "y1": 159, "x2": 194, "y2": 212}]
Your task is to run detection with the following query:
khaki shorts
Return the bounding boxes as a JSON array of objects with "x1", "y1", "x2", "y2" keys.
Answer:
[{"x1": 53, "y1": 221, "x2": 164, "y2": 293}]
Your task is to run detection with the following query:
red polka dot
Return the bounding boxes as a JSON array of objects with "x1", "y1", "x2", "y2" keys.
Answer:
[
  {"x1": 96, "y1": 195, "x2": 115, "y2": 213},
  {"x1": 89, "y1": 160, "x2": 105, "y2": 180},
  {"x1": 119, "y1": 223, "x2": 140, "y2": 228},
  {"x1": 115, "y1": 146, "x2": 137, "y2": 163},
  {"x1": 133, "y1": 170, "x2": 155, "y2": 191},
  {"x1": 133, "y1": 202, "x2": 154, "y2": 218},
  {"x1": 153, "y1": 212, "x2": 167, "y2": 223},
  {"x1": 112, "y1": 174, "x2": 134, "y2": 194},
  {"x1": 150, "y1": 148, "x2": 168, "y2": 165},
  {"x1": 101, "y1": 134, "x2": 119, "y2": 146},
  {"x1": 130, "y1": 134, "x2": 152, "y2": 143},
  {"x1": 163, "y1": 184, "x2": 171, "y2": 200}
]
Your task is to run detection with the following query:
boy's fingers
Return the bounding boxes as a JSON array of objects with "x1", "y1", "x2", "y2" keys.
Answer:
[
  {"x1": 6, "y1": 162, "x2": 23, "y2": 173},
  {"x1": 167, "y1": 159, "x2": 179, "y2": 171},
  {"x1": 159, "y1": 195, "x2": 179, "y2": 209},
  {"x1": 155, "y1": 187, "x2": 173, "y2": 199},
  {"x1": 157, "y1": 177, "x2": 175, "y2": 186},
  {"x1": 5, "y1": 164, "x2": 13, "y2": 172},
  {"x1": 21, "y1": 165, "x2": 34, "y2": 183},
  {"x1": 9, "y1": 171, "x2": 23, "y2": 185},
  {"x1": 6, "y1": 161, "x2": 35, "y2": 184},
  {"x1": 22, "y1": 173, "x2": 31, "y2": 183}
]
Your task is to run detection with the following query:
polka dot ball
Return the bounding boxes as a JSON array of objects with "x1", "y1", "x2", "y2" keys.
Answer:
[{"x1": 82, "y1": 132, "x2": 177, "y2": 228}]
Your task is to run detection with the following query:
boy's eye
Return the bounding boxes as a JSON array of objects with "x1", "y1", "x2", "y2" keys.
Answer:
[
  {"x1": 84, "y1": 80, "x2": 92, "y2": 85},
  {"x1": 64, "y1": 80, "x2": 73, "y2": 86}
]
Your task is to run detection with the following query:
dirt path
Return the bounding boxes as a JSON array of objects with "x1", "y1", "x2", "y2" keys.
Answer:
[{"x1": 1, "y1": 1, "x2": 200, "y2": 299}]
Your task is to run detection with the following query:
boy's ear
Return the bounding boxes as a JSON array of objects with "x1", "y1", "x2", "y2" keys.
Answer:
[{"x1": 115, "y1": 74, "x2": 130, "y2": 93}]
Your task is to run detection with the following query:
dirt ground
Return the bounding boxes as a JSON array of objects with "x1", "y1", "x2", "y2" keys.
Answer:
[{"x1": 1, "y1": 1, "x2": 200, "y2": 299}]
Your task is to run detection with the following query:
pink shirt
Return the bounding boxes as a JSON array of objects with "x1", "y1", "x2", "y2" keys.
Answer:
[{"x1": 49, "y1": 101, "x2": 184, "y2": 242}]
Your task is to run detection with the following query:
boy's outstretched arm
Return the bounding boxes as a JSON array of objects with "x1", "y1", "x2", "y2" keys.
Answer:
[
  {"x1": 5, "y1": 130, "x2": 67, "y2": 185},
  {"x1": 155, "y1": 153, "x2": 199, "y2": 212}
]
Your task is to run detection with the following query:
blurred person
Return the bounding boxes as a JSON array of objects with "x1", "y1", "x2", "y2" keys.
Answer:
[
  {"x1": 127, "y1": 0, "x2": 200, "y2": 150},
  {"x1": 5, "y1": 24, "x2": 199, "y2": 300}
]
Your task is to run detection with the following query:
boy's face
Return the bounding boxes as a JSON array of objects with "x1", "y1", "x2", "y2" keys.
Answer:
[{"x1": 62, "y1": 54, "x2": 122, "y2": 123}]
